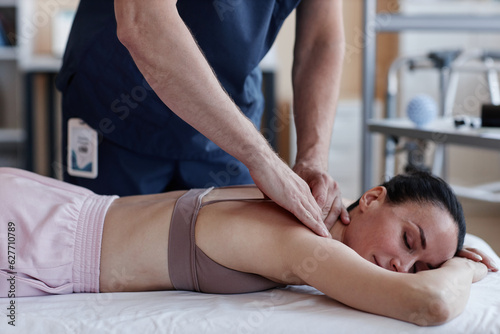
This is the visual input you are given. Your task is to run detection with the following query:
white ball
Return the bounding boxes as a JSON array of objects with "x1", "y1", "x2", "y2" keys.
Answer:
[{"x1": 406, "y1": 94, "x2": 438, "y2": 127}]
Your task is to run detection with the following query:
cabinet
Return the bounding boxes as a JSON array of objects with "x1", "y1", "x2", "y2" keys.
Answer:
[
  {"x1": 0, "y1": 0, "x2": 17, "y2": 162},
  {"x1": 0, "y1": 0, "x2": 22, "y2": 167},
  {"x1": 362, "y1": 0, "x2": 500, "y2": 202},
  {"x1": 0, "y1": 0, "x2": 77, "y2": 174}
]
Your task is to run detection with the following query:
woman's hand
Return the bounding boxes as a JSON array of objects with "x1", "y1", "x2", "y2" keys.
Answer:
[
  {"x1": 457, "y1": 247, "x2": 498, "y2": 272},
  {"x1": 441, "y1": 257, "x2": 489, "y2": 283}
]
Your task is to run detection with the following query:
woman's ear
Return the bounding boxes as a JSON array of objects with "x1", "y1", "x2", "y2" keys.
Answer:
[{"x1": 358, "y1": 186, "x2": 387, "y2": 213}]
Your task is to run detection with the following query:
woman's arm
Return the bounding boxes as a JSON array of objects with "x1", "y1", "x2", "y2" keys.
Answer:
[
  {"x1": 280, "y1": 230, "x2": 488, "y2": 326},
  {"x1": 197, "y1": 205, "x2": 487, "y2": 326}
]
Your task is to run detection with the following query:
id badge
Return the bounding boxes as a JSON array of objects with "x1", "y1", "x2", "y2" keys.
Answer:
[{"x1": 67, "y1": 118, "x2": 98, "y2": 179}]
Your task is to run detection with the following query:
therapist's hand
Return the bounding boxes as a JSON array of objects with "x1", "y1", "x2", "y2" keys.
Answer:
[
  {"x1": 248, "y1": 153, "x2": 332, "y2": 238},
  {"x1": 293, "y1": 160, "x2": 350, "y2": 231}
]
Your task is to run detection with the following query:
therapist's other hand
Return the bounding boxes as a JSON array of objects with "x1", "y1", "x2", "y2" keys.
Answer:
[
  {"x1": 249, "y1": 154, "x2": 331, "y2": 238},
  {"x1": 293, "y1": 161, "x2": 350, "y2": 231}
]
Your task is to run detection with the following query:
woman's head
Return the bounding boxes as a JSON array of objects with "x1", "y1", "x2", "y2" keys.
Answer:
[{"x1": 342, "y1": 171, "x2": 465, "y2": 273}]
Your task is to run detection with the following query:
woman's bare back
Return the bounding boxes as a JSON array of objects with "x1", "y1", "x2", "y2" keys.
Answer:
[{"x1": 99, "y1": 186, "x2": 301, "y2": 292}]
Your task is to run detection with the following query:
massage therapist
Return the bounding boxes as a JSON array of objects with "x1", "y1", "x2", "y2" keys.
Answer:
[{"x1": 56, "y1": 0, "x2": 348, "y2": 236}]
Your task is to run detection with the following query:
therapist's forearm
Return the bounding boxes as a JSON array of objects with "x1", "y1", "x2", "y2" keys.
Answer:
[
  {"x1": 292, "y1": 48, "x2": 344, "y2": 170},
  {"x1": 114, "y1": 1, "x2": 274, "y2": 169},
  {"x1": 292, "y1": 2, "x2": 345, "y2": 170}
]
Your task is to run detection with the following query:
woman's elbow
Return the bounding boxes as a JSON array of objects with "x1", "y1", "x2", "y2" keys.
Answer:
[
  {"x1": 412, "y1": 298, "x2": 453, "y2": 326},
  {"x1": 408, "y1": 288, "x2": 459, "y2": 326}
]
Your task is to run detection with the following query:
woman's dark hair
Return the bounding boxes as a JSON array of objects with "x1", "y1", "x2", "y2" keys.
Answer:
[{"x1": 347, "y1": 171, "x2": 466, "y2": 254}]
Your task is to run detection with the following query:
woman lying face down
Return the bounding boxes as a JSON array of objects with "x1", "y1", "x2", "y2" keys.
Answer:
[
  {"x1": 0, "y1": 168, "x2": 495, "y2": 327},
  {"x1": 337, "y1": 172, "x2": 465, "y2": 274}
]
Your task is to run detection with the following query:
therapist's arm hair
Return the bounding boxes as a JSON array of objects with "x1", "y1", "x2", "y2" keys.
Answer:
[
  {"x1": 113, "y1": 0, "x2": 329, "y2": 237},
  {"x1": 292, "y1": 0, "x2": 345, "y2": 169},
  {"x1": 113, "y1": 0, "x2": 269, "y2": 166},
  {"x1": 347, "y1": 172, "x2": 466, "y2": 254}
]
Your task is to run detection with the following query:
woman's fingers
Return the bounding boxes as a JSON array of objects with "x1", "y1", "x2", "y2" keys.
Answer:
[{"x1": 458, "y1": 247, "x2": 498, "y2": 272}]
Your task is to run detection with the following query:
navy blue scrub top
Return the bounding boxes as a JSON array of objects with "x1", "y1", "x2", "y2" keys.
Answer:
[{"x1": 56, "y1": 0, "x2": 302, "y2": 160}]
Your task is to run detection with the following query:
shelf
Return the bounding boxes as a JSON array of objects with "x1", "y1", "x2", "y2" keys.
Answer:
[
  {"x1": 0, "y1": 0, "x2": 15, "y2": 7},
  {"x1": 0, "y1": 128, "x2": 25, "y2": 145},
  {"x1": 0, "y1": 46, "x2": 16, "y2": 60},
  {"x1": 376, "y1": 14, "x2": 500, "y2": 33},
  {"x1": 0, "y1": 129, "x2": 24, "y2": 169},
  {"x1": 368, "y1": 117, "x2": 500, "y2": 203},
  {"x1": 452, "y1": 183, "x2": 500, "y2": 203},
  {"x1": 18, "y1": 54, "x2": 62, "y2": 72},
  {"x1": 368, "y1": 118, "x2": 500, "y2": 150}
]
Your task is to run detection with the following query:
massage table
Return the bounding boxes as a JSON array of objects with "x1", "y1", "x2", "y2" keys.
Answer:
[{"x1": 1, "y1": 234, "x2": 499, "y2": 334}]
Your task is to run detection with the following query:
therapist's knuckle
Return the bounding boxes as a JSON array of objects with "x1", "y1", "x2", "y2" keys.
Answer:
[
  {"x1": 322, "y1": 204, "x2": 332, "y2": 215},
  {"x1": 288, "y1": 194, "x2": 303, "y2": 210},
  {"x1": 331, "y1": 205, "x2": 342, "y2": 216}
]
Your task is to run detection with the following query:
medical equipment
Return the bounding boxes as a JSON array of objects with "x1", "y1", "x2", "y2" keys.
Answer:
[
  {"x1": 406, "y1": 94, "x2": 438, "y2": 128},
  {"x1": 385, "y1": 49, "x2": 500, "y2": 177}
]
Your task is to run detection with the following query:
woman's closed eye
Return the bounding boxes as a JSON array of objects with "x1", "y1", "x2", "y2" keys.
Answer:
[
  {"x1": 403, "y1": 232, "x2": 412, "y2": 250},
  {"x1": 404, "y1": 232, "x2": 418, "y2": 273}
]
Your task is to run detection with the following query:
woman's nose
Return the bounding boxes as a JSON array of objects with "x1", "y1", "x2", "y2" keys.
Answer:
[{"x1": 389, "y1": 258, "x2": 413, "y2": 273}]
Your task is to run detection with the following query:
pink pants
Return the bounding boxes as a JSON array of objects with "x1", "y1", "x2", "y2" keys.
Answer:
[{"x1": 0, "y1": 168, "x2": 117, "y2": 297}]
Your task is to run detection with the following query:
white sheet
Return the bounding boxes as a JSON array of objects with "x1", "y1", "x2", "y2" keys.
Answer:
[{"x1": 1, "y1": 234, "x2": 499, "y2": 334}]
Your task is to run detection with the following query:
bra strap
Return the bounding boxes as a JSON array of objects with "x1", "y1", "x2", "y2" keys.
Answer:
[{"x1": 200, "y1": 185, "x2": 272, "y2": 207}]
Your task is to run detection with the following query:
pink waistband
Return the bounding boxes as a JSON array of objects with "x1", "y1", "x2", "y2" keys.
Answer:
[{"x1": 73, "y1": 194, "x2": 117, "y2": 293}]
